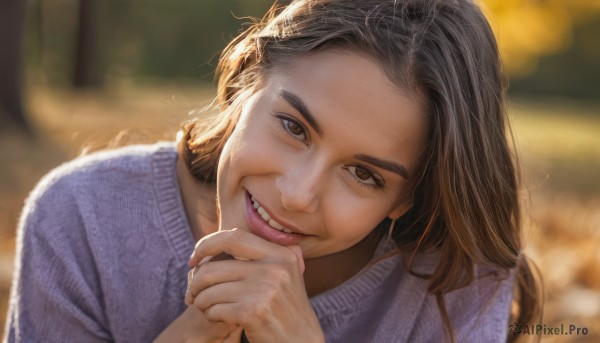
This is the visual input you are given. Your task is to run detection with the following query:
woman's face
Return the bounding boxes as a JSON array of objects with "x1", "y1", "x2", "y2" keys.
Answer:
[{"x1": 216, "y1": 50, "x2": 428, "y2": 259}]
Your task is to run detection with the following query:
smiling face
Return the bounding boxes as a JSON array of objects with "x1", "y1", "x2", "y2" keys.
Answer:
[{"x1": 216, "y1": 49, "x2": 428, "y2": 259}]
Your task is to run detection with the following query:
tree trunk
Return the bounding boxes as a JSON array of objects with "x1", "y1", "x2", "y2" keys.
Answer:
[
  {"x1": 74, "y1": 0, "x2": 102, "y2": 89},
  {"x1": 0, "y1": 0, "x2": 29, "y2": 132}
]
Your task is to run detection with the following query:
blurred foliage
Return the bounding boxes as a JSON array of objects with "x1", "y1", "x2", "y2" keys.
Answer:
[
  {"x1": 25, "y1": 0, "x2": 274, "y2": 86},
  {"x1": 509, "y1": 17, "x2": 600, "y2": 99},
  {"x1": 481, "y1": 0, "x2": 600, "y2": 99},
  {"x1": 482, "y1": 0, "x2": 600, "y2": 76},
  {"x1": 24, "y1": 0, "x2": 600, "y2": 99}
]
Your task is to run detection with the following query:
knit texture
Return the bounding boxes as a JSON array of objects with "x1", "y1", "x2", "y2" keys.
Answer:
[{"x1": 3, "y1": 143, "x2": 514, "y2": 342}]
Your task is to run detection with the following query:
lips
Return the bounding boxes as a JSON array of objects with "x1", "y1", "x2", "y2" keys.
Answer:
[
  {"x1": 251, "y1": 195, "x2": 297, "y2": 234},
  {"x1": 244, "y1": 191, "x2": 310, "y2": 245}
]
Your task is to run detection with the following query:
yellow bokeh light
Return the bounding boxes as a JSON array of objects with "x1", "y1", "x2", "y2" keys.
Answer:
[{"x1": 480, "y1": 0, "x2": 599, "y2": 76}]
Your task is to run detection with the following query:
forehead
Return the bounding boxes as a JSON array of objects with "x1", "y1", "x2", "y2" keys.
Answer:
[{"x1": 261, "y1": 50, "x2": 429, "y2": 172}]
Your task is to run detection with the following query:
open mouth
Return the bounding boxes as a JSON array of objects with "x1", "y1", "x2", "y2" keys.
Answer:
[
  {"x1": 250, "y1": 195, "x2": 297, "y2": 234},
  {"x1": 244, "y1": 190, "x2": 310, "y2": 245}
]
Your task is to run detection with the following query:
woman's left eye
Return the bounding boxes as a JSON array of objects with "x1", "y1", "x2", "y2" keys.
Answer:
[{"x1": 346, "y1": 165, "x2": 385, "y2": 189}]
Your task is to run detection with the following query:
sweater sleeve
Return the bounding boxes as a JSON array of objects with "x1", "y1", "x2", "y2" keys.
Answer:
[{"x1": 4, "y1": 173, "x2": 112, "y2": 343}]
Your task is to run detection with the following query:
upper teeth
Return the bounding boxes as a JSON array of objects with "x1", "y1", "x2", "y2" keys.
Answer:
[{"x1": 251, "y1": 196, "x2": 294, "y2": 234}]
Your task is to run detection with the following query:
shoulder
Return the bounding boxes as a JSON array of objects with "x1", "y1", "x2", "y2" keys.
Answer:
[
  {"x1": 38, "y1": 142, "x2": 176, "y2": 189},
  {"x1": 443, "y1": 263, "x2": 516, "y2": 341},
  {"x1": 413, "y1": 252, "x2": 515, "y2": 315},
  {"x1": 397, "y1": 252, "x2": 515, "y2": 341},
  {"x1": 19, "y1": 142, "x2": 178, "y2": 238},
  {"x1": 445, "y1": 262, "x2": 515, "y2": 310},
  {"x1": 26, "y1": 142, "x2": 176, "y2": 206},
  {"x1": 9, "y1": 142, "x2": 183, "y2": 342}
]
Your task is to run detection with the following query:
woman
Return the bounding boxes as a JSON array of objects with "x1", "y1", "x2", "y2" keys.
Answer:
[{"x1": 5, "y1": 0, "x2": 540, "y2": 342}]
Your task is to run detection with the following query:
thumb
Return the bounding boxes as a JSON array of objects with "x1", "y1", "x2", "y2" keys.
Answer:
[
  {"x1": 222, "y1": 327, "x2": 244, "y2": 343},
  {"x1": 286, "y1": 245, "x2": 305, "y2": 274}
]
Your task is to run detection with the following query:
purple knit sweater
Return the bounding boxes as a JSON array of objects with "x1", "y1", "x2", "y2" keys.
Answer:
[{"x1": 3, "y1": 143, "x2": 514, "y2": 342}]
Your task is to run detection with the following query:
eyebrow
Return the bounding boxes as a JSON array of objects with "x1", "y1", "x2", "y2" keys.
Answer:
[
  {"x1": 279, "y1": 90, "x2": 323, "y2": 136},
  {"x1": 354, "y1": 154, "x2": 410, "y2": 179}
]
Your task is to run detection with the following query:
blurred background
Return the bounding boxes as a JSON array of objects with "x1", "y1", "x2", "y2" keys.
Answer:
[{"x1": 1, "y1": 0, "x2": 599, "y2": 341}]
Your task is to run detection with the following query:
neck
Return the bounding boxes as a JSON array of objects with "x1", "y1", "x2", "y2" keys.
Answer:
[
  {"x1": 303, "y1": 230, "x2": 382, "y2": 297},
  {"x1": 176, "y1": 155, "x2": 218, "y2": 240}
]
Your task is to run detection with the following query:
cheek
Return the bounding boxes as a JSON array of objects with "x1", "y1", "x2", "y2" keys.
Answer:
[
  {"x1": 323, "y1": 193, "x2": 390, "y2": 240},
  {"x1": 217, "y1": 116, "x2": 281, "y2": 190}
]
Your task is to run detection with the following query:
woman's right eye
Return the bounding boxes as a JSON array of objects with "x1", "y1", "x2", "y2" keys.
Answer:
[
  {"x1": 274, "y1": 114, "x2": 308, "y2": 143},
  {"x1": 284, "y1": 119, "x2": 304, "y2": 136}
]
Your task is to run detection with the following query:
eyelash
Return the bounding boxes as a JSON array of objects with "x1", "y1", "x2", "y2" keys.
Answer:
[
  {"x1": 272, "y1": 113, "x2": 386, "y2": 191},
  {"x1": 273, "y1": 113, "x2": 309, "y2": 144},
  {"x1": 343, "y1": 166, "x2": 385, "y2": 190}
]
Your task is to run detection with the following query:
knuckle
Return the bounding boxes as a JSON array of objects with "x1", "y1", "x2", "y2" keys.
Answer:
[
  {"x1": 265, "y1": 265, "x2": 290, "y2": 284},
  {"x1": 197, "y1": 261, "x2": 211, "y2": 275},
  {"x1": 252, "y1": 301, "x2": 270, "y2": 322},
  {"x1": 218, "y1": 228, "x2": 238, "y2": 244},
  {"x1": 257, "y1": 280, "x2": 277, "y2": 297},
  {"x1": 237, "y1": 309, "x2": 250, "y2": 327},
  {"x1": 262, "y1": 266, "x2": 279, "y2": 281},
  {"x1": 193, "y1": 294, "x2": 209, "y2": 312},
  {"x1": 242, "y1": 301, "x2": 267, "y2": 325},
  {"x1": 193, "y1": 240, "x2": 206, "y2": 256},
  {"x1": 254, "y1": 282, "x2": 279, "y2": 309},
  {"x1": 195, "y1": 235, "x2": 212, "y2": 250},
  {"x1": 269, "y1": 246, "x2": 298, "y2": 269},
  {"x1": 204, "y1": 305, "x2": 226, "y2": 324},
  {"x1": 210, "y1": 305, "x2": 237, "y2": 326},
  {"x1": 282, "y1": 248, "x2": 298, "y2": 265},
  {"x1": 194, "y1": 265, "x2": 218, "y2": 289},
  {"x1": 204, "y1": 306, "x2": 218, "y2": 322}
]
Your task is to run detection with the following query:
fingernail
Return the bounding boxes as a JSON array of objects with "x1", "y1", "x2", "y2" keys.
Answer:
[
  {"x1": 187, "y1": 252, "x2": 196, "y2": 267},
  {"x1": 199, "y1": 256, "x2": 212, "y2": 265}
]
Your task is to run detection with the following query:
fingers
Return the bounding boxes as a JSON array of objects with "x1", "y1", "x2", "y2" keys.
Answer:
[
  {"x1": 186, "y1": 253, "x2": 237, "y2": 304},
  {"x1": 194, "y1": 282, "x2": 249, "y2": 327},
  {"x1": 222, "y1": 327, "x2": 244, "y2": 343},
  {"x1": 286, "y1": 245, "x2": 305, "y2": 274},
  {"x1": 184, "y1": 240, "x2": 315, "y2": 340},
  {"x1": 185, "y1": 264, "x2": 201, "y2": 304},
  {"x1": 193, "y1": 281, "x2": 245, "y2": 316},
  {"x1": 188, "y1": 228, "x2": 289, "y2": 267},
  {"x1": 203, "y1": 302, "x2": 252, "y2": 327},
  {"x1": 186, "y1": 259, "x2": 246, "y2": 305}
]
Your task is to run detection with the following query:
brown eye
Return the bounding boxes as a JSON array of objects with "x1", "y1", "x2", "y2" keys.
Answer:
[
  {"x1": 354, "y1": 166, "x2": 371, "y2": 180},
  {"x1": 286, "y1": 120, "x2": 304, "y2": 136},
  {"x1": 274, "y1": 114, "x2": 308, "y2": 143},
  {"x1": 345, "y1": 165, "x2": 384, "y2": 189}
]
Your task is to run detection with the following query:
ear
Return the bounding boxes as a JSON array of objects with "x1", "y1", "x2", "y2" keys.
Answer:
[{"x1": 387, "y1": 199, "x2": 412, "y2": 220}]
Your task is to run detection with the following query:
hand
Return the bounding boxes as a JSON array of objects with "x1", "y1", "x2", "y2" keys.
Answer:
[
  {"x1": 186, "y1": 228, "x2": 325, "y2": 343},
  {"x1": 153, "y1": 305, "x2": 242, "y2": 343}
]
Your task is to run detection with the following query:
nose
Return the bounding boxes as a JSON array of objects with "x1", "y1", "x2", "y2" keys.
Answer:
[{"x1": 276, "y1": 162, "x2": 323, "y2": 213}]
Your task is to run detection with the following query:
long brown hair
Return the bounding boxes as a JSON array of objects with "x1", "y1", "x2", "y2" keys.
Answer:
[{"x1": 180, "y1": 0, "x2": 541, "y2": 341}]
